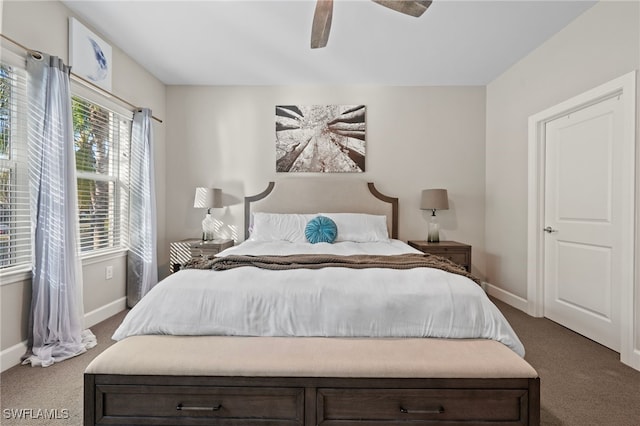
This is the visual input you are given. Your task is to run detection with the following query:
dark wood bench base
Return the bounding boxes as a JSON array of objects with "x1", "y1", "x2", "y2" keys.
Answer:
[{"x1": 85, "y1": 374, "x2": 540, "y2": 425}]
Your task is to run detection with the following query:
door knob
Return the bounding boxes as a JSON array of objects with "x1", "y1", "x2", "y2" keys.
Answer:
[{"x1": 544, "y1": 226, "x2": 558, "y2": 233}]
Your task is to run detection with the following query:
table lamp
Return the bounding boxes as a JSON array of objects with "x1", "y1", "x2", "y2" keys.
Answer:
[
  {"x1": 420, "y1": 189, "x2": 449, "y2": 242},
  {"x1": 193, "y1": 187, "x2": 222, "y2": 241}
]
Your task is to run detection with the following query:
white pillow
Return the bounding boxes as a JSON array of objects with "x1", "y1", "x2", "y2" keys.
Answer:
[
  {"x1": 249, "y1": 213, "x2": 315, "y2": 242},
  {"x1": 319, "y1": 213, "x2": 389, "y2": 242}
]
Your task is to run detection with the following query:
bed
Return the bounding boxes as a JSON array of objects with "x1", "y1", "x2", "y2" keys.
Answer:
[{"x1": 84, "y1": 179, "x2": 539, "y2": 425}]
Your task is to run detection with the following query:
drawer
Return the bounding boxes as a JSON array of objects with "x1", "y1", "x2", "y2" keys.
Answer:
[
  {"x1": 97, "y1": 385, "x2": 304, "y2": 425},
  {"x1": 317, "y1": 388, "x2": 529, "y2": 424},
  {"x1": 190, "y1": 247, "x2": 219, "y2": 258},
  {"x1": 432, "y1": 251, "x2": 468, "y2": 267}
]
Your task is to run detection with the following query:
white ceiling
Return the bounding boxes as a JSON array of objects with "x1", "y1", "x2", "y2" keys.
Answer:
[{"x1": 61, "y1": 0, "x2": 597, "y2": 86}]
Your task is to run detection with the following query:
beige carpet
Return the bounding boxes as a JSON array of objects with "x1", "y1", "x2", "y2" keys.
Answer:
[
  {"x1": 1, "y1": 300, "x2": 639, "y2": 425},
  {"x1": 493, "y1": 299, "x2": 640, "y2": 425},
  {"x1": 0, "y1": 310, "x2": 127, "y2": 426}
]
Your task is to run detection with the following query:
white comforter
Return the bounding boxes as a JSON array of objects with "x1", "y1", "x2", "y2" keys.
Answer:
[{"x1": 113, "y1": 240, "x2": 525, "y2": 356}]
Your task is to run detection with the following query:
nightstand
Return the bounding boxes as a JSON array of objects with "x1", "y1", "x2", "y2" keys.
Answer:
[
  {"x1": 169, "y1": 238, "x2": 234, "y2": 273},
  {"x1": 407, "y1": 240, "x2": 472, "y2": 272}
]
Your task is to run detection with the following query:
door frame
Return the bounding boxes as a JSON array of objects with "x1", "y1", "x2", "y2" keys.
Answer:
[{"x1": 527, "y1": 71, "x2": 637, "y2": 369}]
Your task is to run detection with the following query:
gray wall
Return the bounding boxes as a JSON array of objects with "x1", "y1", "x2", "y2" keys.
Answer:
[
  {"x1": 486, "y1": 0, "x2": 639, "y2": 299},
  {"x1": 165, "y1": 85, "x2": 487, "y2": 272},
  {"x1": 485, "y1": 1, "x2": 639, "y2": 347},
  {"x1": 2, "y1": 0, "x2": 639, "y2": 369},
  {"x1": 0, "y1": 0, "x2": 167, "y2": 360}
]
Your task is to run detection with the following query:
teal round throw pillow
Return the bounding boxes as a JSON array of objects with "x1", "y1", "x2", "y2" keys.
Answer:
[{"x1": 305, "y1": 216, "x2": 337, "y2": 244}]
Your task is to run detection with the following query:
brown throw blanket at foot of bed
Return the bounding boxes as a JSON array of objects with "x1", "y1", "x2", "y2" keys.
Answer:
[{"x1": 185, "y1": 253, "x2": 480, "y2": 285}]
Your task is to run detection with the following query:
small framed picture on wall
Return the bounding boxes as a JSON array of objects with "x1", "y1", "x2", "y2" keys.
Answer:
[{"x1": 69, "y1": 17, "x2": 112, "y2": 91}]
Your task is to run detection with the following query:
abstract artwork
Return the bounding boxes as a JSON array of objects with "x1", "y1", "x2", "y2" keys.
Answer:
[
  {"x1": 276, "y1": 105, "x2": 365, "y2": 173},
  {"x1": 69, "y1": 18, "x2": 112, "y2": 91}
]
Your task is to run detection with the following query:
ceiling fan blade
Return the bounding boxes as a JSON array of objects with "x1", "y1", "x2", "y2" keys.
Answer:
[
  {"x1": 371, "y1": 0, "x2": 432, "y2": 17},
  {"x1": 311, "y1": 0, "x2": 333, "y2": 49}
]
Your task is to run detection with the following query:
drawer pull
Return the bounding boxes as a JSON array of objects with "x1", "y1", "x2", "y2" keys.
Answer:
[
  {"x1": 176, "y1": 403, "x2": 222, "y2": 412},
  {"x1": 400, "y1": 405, "x2": 444, "y2": 414}
]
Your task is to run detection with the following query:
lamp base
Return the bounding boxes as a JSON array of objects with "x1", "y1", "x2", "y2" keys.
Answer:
[
  {"x1": 202, "y1": 213, "x2": 216, "y2": 241},
  {"x1": 427, "y1": 218, "x2": 440, "y2": 243}
]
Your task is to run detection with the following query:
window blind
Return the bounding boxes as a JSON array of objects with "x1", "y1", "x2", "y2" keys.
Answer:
[
  {"x1": 72, "y1": 96, "x2": 131, "y2": 254},
  {"x1": 0, "y1": 55, "x2": 30, "y2": 272}
]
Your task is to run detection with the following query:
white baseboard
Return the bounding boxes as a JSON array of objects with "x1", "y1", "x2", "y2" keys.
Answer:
[
  {"x1": 621, "y1": 348, "x2": 640, "y2": 372},
  {"x1": 483, "y1": 282, "x2": 529, "y2": 313},
  {"x1": 485, "y1": 283, "x2": 640, "y2": 373},
  {"x1": 0, "y1": 340, "x2": 28, "y2": 373},
  {"x1": 1, "y1": 297, "x2": 126, "y2": 373},
  {"x1": 84, "y1": 297, "x2": 127, "y2": 329}
]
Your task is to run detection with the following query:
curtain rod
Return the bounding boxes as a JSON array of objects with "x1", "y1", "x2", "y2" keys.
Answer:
[{"x1": 1, "y1": 33, "x2": 163, "y2": 124}]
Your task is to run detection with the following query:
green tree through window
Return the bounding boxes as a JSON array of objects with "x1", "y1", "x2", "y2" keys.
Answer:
[{"x1": 72, "y1": 96, "x2": 127, "y2": 253}]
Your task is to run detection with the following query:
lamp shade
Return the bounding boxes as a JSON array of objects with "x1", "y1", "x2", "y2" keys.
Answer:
[
  {"x1": 193, "y1": 187, "x2": 223, "y2": 209},
  {"x1": 420, "y1": 189, "x2": 449, "y2": 211}
]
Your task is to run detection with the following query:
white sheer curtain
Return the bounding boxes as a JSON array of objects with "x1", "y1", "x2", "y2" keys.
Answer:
[
  {"x1": 127, "y1": 108, "x2": 158, "y2": 307},
  {"x1": 22, "y1": 52, "x2": 96, "y2": 367}
]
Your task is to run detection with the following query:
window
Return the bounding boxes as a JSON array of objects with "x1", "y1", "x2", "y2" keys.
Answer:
[
  {"x1": 0, "y1": 52, "x2": 132, "y2": 273},
  {"x1": 0, "y1": 55, "x2": 30, "y2": 272},
  {"x1": 72, "y1": 96, "x2": 131, "y2": 254}
]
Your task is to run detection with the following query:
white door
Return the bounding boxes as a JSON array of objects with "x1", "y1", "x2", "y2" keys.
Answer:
[{"x1": 543, "y1": 96, "x2": 624, "y2": 351}]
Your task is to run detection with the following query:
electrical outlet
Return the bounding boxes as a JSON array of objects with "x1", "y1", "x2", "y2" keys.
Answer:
[{"x1": 105, "y1": 265, "x2": 114, "y2": 280}]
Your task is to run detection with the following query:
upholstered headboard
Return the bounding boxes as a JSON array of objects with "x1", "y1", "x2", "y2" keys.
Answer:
[{"x1": 244, "y1": 179, "x2": 398, "y2": 240}]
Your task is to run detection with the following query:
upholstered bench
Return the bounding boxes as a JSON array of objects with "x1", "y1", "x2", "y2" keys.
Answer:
[{"x1": 85, "y1": 336, "x2": 539, "y2": 425}]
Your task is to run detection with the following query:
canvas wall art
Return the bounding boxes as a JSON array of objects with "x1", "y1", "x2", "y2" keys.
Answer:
[
  {"x1": 276, "y1": 105, "x2": 365, "y2": 173},
  {"x1": 69, "y1": 17, "x2": 112, "y2": 91}
]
